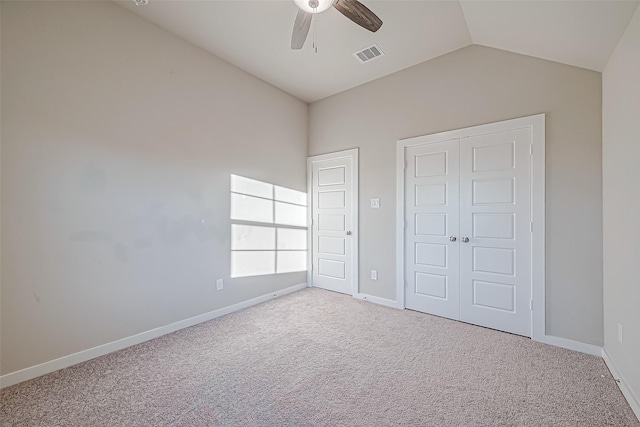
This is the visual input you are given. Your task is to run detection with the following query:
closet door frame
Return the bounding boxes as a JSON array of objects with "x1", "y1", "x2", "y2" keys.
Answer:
[{"x1": 396, "y1": 114, "x2": 545, "y2": 342}]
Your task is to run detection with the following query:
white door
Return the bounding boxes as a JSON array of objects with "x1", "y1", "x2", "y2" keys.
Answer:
[
  {"x1": 404, "y1": 139, "x2": 460, "y2": 319},
  {"x1": 403, "y1": 128, "x2": 533, "y2": 337},
  {"x1": 459, "y1": 129, "x2": 532, "y2": 336},
  {"x1": 308, "y1": 150, "x2": 358, "y2": 295}
]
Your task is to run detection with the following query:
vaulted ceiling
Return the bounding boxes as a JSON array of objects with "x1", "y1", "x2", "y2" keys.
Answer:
[{"x1": 116, "y1": 1, "x2": 639, "y2": 103}]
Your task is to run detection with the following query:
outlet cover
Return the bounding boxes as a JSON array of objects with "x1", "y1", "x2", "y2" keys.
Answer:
[
  {"x1": 618, "y1": 323, "x2": 623, "y2": 344},
  {"x1": 216, "y1": 279, "x2": 224, "y2": 291},
  {"x1": 371, "y1": 198, "x2": 380, "y2": 208}
]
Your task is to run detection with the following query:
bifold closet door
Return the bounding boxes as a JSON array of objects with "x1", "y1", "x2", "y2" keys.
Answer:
[{"x1": 404, "y1": 139, "x2": 460, "y2": 320}]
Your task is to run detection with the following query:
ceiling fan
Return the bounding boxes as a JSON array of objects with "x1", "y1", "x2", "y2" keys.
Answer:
[{"x1": 291, "y1": 0, "x2": 383, "y2": 50}]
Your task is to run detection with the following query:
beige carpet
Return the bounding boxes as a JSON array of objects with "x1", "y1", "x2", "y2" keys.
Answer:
[{"x1": 1, "y1": 288, "x2": 638, "y2": 426}]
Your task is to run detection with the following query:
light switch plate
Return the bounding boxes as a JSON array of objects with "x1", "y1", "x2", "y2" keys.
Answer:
[
  {"x1": 371, "y1": 198, "x2": 380, "y2": 208},
  {"x1": 371, "y1": 270, "x2": 378, "y2": 280}
]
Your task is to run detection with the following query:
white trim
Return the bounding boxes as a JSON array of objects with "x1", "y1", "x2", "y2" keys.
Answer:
[
  {"x1": 306, "y1": 156, "x2": 313, "y2": 288},
  {"x1": 395, "y1": 144, "x2": 406, "y2": 306},
  {"x1": 602, "y1": 349, "x2": 640, "y2": 421},
  {"x1": 396, "y1": 114, "x2": 546, "y2": 340},
  {"x1": 307, "y1": 149, "x2": 359, "y2": 296},
  {"x1": 536, "y1": 334, "x2": 602, "y2": 357},
  {"x1": 0, "y1": 283, "x2": 307, "y2": 389},
  {"x1": 353, "y1": 292, "x2": 403, "y2": 309},
  {"x1": 529, "y1": 114, "x2": 546, "y2": 343}
]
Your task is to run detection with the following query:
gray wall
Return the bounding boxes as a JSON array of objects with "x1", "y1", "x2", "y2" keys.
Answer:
[
  {"x1": 309, "y1": 45, "x2": 604, "y2": 346},
  {"x1": 603, "y1": 5, "x2": 640, "y2": 408},
  {"x1": 1, "y1": 1, "x2": 308, "y2": 375}
]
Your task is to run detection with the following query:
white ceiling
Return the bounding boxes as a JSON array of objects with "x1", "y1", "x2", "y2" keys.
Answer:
[{"x1": 116, "y1": 0, "x2": 639, "y2": 103}]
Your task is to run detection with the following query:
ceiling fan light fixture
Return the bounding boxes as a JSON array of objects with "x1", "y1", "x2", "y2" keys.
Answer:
[{"x1": 293, "y1": 0, "x2": 333, "y2": 14}]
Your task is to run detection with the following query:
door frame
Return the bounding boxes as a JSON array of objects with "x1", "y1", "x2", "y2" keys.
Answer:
[
  {"x1": 307, "y1": 148, "x2": 359, "y2": 295},
  {"x1": 396, "y1": 114, "x2": 545, "y2": 341}
]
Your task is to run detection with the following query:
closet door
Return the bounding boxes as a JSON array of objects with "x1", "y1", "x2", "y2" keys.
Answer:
[
  {"x1": 404, "y1": 139, "x2": 460, "y2": 320},
  {"x1": 458, "y1": 129, "x2": 532, "y2": 336}
]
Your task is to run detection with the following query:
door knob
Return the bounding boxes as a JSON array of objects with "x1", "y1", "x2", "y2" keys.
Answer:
[
  {"x1": 449, "y1": 236, "x2": 457, "y2": 242},
  {"x1": 346, "y1": 231, "x2": 352, "y2": 236},
  {"x1": 461, "y1": 237, "x2": 469, "y2": 243}
]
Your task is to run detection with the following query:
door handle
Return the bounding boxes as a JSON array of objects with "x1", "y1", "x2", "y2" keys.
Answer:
[
  {"x1": 461, "y1": 237, "x2": 469, "y2": 243},
  {"x1": 449, "y1": 236, "x2": 457, "y2": 242},
  {"x1": 346, "y1": 231, "x2": 352, "y2": 236}
]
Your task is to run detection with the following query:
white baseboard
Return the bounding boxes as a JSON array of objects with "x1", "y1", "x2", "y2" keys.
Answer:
[
  {"x1": 536, "y1": 334, "x2": 603, "y2": 356},
  {"x1": 351, "y1": 294, "x2": 604, "y2": 359},
  {"x1": 0, "y1": 283, "x2": 307, "y2": 389},
  {"x1": 353, "y1": 292, "x2": 403, "y2": 309},
  {"x1": 602, "y1": 349, "x2": 640, "y2": 422}
]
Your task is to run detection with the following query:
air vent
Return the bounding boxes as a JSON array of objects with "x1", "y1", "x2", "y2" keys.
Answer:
[{"x1": 353, "y1": 44, "x2": 384, "y2": 64}]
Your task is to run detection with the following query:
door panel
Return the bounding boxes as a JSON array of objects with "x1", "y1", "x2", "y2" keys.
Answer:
[
  {"x1": 318, "y1": 190, "x2": 346, "y2": 209},
  {"x1": 472, "y1": 213, "x2": 515, "y2": 239},
  {"x1": 318, "y1": 236, "x2": 345, "y2": 255},
  {"x1": 311, "y1": 155, "x2": 354, "y2": 295},
  {"x1": 318, "y1": 213, "x2": 345, "y2": 231},
  {"x1": 459, "y1": 128, "x2": 531, "y2": 336},
  {"x1": 405, "y1": 139, "x2": 460, "y2": 320},
  {"x1": 415, "y1": 243, "x2": 447, "y2": 267}
]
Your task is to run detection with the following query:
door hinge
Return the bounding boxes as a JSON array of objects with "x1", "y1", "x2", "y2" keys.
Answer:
[
  {"x1": 530, "y1": 299, "x2": 533, "y2": 311},
  {"x1": 530, "y1": 222, "x2": 533, "y2": 232},
  {"x1": 530, "y1": 145, "x2": 533, "y2": 155}
]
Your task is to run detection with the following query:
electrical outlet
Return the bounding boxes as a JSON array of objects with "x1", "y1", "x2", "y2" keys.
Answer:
[
  {"x1": 371, "y1": 198, "x2": 380, "y2": 209},
  {"x1": 618, "y1": 323, "x2": 623, "y2": 344},
  {"x1": 371, "y1": 270, "x2": 378, "y2": 280},
  {"x1": 216, "y1": 279, "x2": 224, "y2": 291}
]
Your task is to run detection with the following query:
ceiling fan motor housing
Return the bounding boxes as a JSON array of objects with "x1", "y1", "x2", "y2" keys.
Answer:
[
  {"x1": 293, "y1": 0, "x2": 333, "y2": 14},
  {"x1": 291, "y1": 0, "x2": 383, "y2": 49}
]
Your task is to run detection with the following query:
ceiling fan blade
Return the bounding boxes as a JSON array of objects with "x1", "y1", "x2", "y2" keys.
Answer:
[
  {"x1": 333, "y1": 0, "x2": 382, "y2": 32},
  {"x1": 291, "y1": 9, "x2": 312, "y2": 50}
]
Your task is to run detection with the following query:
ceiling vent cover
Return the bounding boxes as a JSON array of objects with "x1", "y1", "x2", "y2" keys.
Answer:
[{"x1": 353, "y1": 44, "x2": 384, "y2": 63}]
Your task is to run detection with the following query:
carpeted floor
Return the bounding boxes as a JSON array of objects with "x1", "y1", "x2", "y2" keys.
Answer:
[{"x1": 1, "y1": 288, "x2": 638, "y2": 426}]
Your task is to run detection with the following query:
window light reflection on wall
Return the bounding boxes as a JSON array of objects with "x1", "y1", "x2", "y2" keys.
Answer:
[{"x1": 230, "y1": 175, "x2": 307, "y2": 278}]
